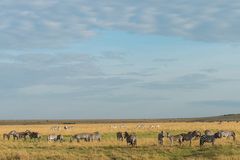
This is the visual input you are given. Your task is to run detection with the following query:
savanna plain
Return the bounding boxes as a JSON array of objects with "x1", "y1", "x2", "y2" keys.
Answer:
[{"x1": 0, "y1": 122, "x2": 240, "y2": 160}]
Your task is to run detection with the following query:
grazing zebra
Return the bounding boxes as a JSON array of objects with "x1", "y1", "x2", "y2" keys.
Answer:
[
  {"x1": 166, "y1": 132, "x2": 183, "y2": 146},
  {"x1": 8, "y1": 130, "x2": 18, "y2": 140},
  {"x1": 3, "y1": 133, "x2": 10, "y2": 140},
  {"x1": 204, "y1": 130, "x2": 213, "y2": 136},
  {"x1": 200, "y1": 132, "x2": 221, "y2": 146},
  {"x1": 6, "y1": 130, "x2": 30, "y2": 140},
  {"x1": 136, "y1": 124, "x2": 145, "y2": 129},
  {"x1": 51, "y1": 126, "x2": 61, "y2": 131},
  {"x1": 64, "y1": 126, "x2": 74, "y2": 130},
  {"x1": 191, "y1": 130, "x2": 202, "y2": 139},
  {"x1": 181, "y1": 130, "x2": 202, "y2": 146},
  {"x1": 89, "y1": 132, "x2": 101, "y2": 141},
  {"x1": 116, "y1": 132, "x2": 124, "y2": 141},
  {"x1": 48, "y1": 134, "x2": 64, "y2": 142},
  {"x1": 217, "y1": 130, "x2": 236, "y2": 141},
  {"x1": 124, "y1": 132, "x2": 137, "y2": 146},
  {"x1": 18, "y1": 130, "x2": 31, "y2": 140},
  {"x1": 70, "y1": 133, "x2": 92, "y2": 142},
  {"x1": 9, "y1": 130, "x2": 22, "y2": 140},
  {"x1": 158, "y1": 131, "x2": 164, "y2": 145},
  {"x1": 27, "y1": 131, "x2": 41, "y2": 141}
]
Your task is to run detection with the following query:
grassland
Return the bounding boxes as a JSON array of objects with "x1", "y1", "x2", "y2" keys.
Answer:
[{"x1": 0, "y1": 121, "x2": 240, "y2": 160}]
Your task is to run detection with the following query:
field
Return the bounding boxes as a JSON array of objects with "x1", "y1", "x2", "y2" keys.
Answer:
[{"x1": 0, "y1": 121, "x2": 240, "y2": 160}]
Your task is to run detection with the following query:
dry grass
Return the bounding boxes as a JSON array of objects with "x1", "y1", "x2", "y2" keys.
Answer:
[{"x1": 0, "y1": 122, "x2": 240, "y2": 160}]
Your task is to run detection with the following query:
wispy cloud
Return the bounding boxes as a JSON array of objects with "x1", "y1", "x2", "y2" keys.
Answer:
[
  {"x1": 0, "y1": 0, "x2": 240, "y2": 48},
  {"x1": 17, "y1": 76, "x2": 138, "y2": 96},
  {"x1": 0, "y1": 53, "x2": 102, "y2": 91},
  {"x1": 0, "y1": 52, "x2": 142, "y2": 97},
  {"x1": 200, "y1": 68, "x2": 219, "y2": 73},
  {"x1": 140, "y1": 73, "x2": 233, "y2": 90},
  {"x1": 99, "y1": 51, "x2": 126, "y2": 61},
  {"x1": 153, "y1": 58, "x2": 178, "y2": 63}
]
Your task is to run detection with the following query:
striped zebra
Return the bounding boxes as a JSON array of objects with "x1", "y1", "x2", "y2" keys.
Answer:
[
  {"x1": 124, "y1": 132, "x2": 137, "y2": 146},
  {"x1": 200, "y1": 132, "x2": 221, "y2": 146},
  {"x1": 7, "y1": 130, "x2": 30, "y2": 140},
  {"x1": 48, "y1": 134, "x2": 64, "y2": 142},
  {"x1": 166, "y1": 132, "x2": 183, "y2": 146},
  {"x1": 70, "y1": 133, "x2": 92, "y2": 142},
  {"x1": 158, "y1": 131, "x2": 164, "y2": 145},
  {"x1": 27, "y1": 131, "x2": 41, "y2": 141},
  {"x1": 217, "y1": 130, "x2": 236, "y2": 141},
  {"x1": 116, "y1": 132, "x2": 124, "y2": 141},
  {"x1": 181, "y1": 130, "x2": 201, "y2": 146},
  {"x1": 3, "y1": 133, "x2": 10, "y2": 140},
  {"x1": 8, "y1": 130, "x2": 18, "y2": 140},
  {"x1": 89, "y1": 132, "x2": 101, "y2": 141}
]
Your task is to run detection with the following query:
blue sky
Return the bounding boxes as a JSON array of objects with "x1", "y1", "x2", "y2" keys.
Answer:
[{"x1": 0, "y1": 0, "x2": 240, "y2": 119}]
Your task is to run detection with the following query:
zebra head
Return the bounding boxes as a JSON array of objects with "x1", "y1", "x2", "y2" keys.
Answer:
[{"x1": 214, "y1": 132, "x2": 221, "y2": 139}]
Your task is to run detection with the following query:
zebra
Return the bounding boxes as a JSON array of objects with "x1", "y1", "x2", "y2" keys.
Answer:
[
  {"x1": 158, "y1": 131, "x2": 164, "y2": 145},
  {"x1": 89, "y1": 132, "x2": 101, "y2": 142},
  {"x1": 8, "y1": 130, "x2": 18, "y2": 140},
  {"x1": 136, "y1": 124, "x2": 145, "y2": 129},
  {"x1": 124, "y1": 132, "x2": 137, "y2": 146},
  {"x1": 51, "y1": 126, "x2": 61, "y2": 131},
  {"x1": 70, "y1": 133, "x2": 92, "y2": 142},
  {"x1": 17, "y1": 130, "x2": 31, "y2": 140},
  {"x1": 9, "y1": 130, "x2": 22, "y2": 140},
  {"x1": 166, "y1": 132, "x2": 183, "y2": 146},
  {"x1": 27, "y1": 131, "x2": 41, "y2": 141},
  {"x1": 116, "y1": 132, "x2": 124, "y2": 141},
  {"x1": 48, "y1": 134, "x2": 64, "y2": 142},
  {"x1": 200, "y1": 132, "x2": 221, "y2": 146},
  {"x1": 6, "y1": 130, "x2": 30, "y2": 140},
  {"x1": 217, "y1": 130, "x2": 236, "y2": 141},
  {"x1": 3, "y1": 133, "x2": 10, "y2": 140},
  {"x1": 181, "y1": 130, "x2": 202, "y2": 146},
  {"x1": 63, "y1": 126, "x2": 74, "y2": 130}
]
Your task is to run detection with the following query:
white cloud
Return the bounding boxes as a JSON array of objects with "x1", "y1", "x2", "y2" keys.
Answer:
[{"x1": 0, "y1": 0, "x2": 239, "y2": 48}]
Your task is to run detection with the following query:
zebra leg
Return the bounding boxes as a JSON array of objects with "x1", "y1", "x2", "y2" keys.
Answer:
[
  {"x1": 233, "y1": 135, "x2": 236, "y2": 141},
  {"x1": 179, "y1": 139, "x2": 182, "y2": 146},
  {"x1": 170, "y1": 139, "x2": 173, "y2": 146},
  {"x1": 212, "y1": 140, "x2": 215, "y2": 146},
  {"x1": 160, "y1": 139, "x2": 163, "y2": 145}
]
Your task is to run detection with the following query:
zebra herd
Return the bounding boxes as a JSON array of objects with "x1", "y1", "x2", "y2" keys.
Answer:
[
  {"x1": 2, "y1": 130, "x2": 102, "y2": 143},
  {"x1": 116, "y1": 130, "x2": 236, "y2": 147},
  {"x1": 70, "y1": 132, "x2": 101, "y2": 142},
  {"x1": 157, "y1": 130, "x2": 236, "y2": 146},
  {"x1": 2, "y1": 129, "x2": 236, "y2": 147},
  {"x1": 3, "y1": 130, "x2": 41, "y2": 141}
]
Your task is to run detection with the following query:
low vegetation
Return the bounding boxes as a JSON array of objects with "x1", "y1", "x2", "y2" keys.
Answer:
[{"x1": 0, "y1": 121, "x2": 239, "y2": 160}]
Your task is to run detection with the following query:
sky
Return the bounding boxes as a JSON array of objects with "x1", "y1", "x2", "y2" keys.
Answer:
[{"x1": 0, "y1": 0, "x2": 240, "y2": 119}]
